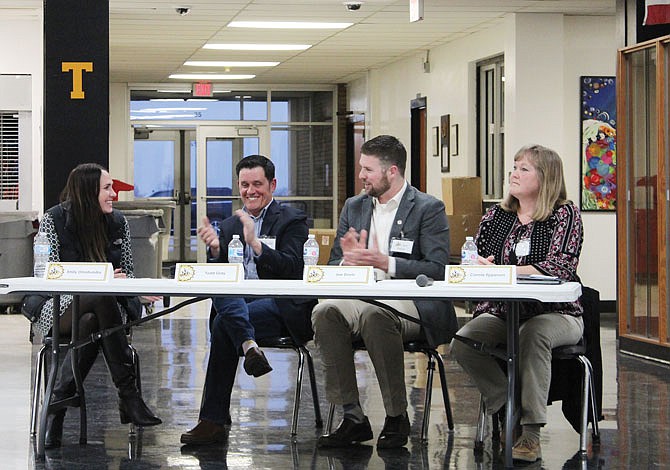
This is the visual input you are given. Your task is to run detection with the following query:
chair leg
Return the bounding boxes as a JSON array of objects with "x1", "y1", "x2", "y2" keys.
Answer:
[
  {"x1": 326, "y1": 403, "x2": 336, "y2": 433},
  {"x1": 301, "y1": 345, "x2": 323, "y2": 428},
  {"x1": 474, "y1": 395, "x2": 486, "y2": 452},
  {"x1": 30, "y1": 345, "x2": 48, "y2": 436},
  {"x1": 290, "y1": 347, "x2": 306, "y2": 439},
  {"x1": 577, "y1": 355, "x2": 590, "y2": 454},
  {"x1": 420, "y1": 351, "x2": 435, "y2": 443},
  {"x1": 579, "y1": 355, "x2": 601, "y2": 447},
  {"x1": 128, "y1": 343, "x2": 141, "y2": 436},
  {"x1": 429, "y1": 348, "x2": 454, "y2": 430}
]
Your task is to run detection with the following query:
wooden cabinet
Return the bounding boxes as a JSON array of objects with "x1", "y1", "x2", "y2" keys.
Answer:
[{"x1": 617, "y1": 35, "x2": 670, "y2": 362}]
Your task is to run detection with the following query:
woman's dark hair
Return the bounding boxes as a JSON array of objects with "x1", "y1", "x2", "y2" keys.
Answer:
[
  {"x1": 60, "y1": 163, "x2": 110, "y2": 261},
  {"x1": 235, "y1": 154, "x2": 275, "y2": 180}
]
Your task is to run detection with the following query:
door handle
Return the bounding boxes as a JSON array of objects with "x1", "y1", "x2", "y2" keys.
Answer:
[{"x1": 174, "y1": 190, "x2": 191, "y2": 205}]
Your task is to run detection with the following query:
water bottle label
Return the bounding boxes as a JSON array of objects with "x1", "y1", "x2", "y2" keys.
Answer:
[
  {"x1": 34, "y1": 244, "x2": 51, "y2": 256},
  {"x1": 461, "y1": 250, "x2": 477, "y2": 265},
  {"x1": 228, "y1": 247, "x2": 244, "y2": 260},
  {"x1": 303, "y1": 247, "x2": 319, "y2": 257}
]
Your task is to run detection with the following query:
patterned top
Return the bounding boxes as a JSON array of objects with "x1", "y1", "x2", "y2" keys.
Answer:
[
  {"x1": 472, "y1": 203, "x2": 583, "y2": 320},
  {"x1": 33, "y1": 210, "x2": 135, "y2": 336}
]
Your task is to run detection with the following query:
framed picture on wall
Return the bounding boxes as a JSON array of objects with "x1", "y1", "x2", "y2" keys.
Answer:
[
  {"x1": 579, "y1": 76, "x2": 616, "y2": 211},
  {"x1": 441, "y1": 114, "x2": 450, "y2": 172}
]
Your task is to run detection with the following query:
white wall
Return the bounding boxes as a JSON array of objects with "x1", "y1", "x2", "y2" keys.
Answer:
[
  {"x1": 109, "y1": 82, "x2": 133, "y2": 200},
  {"x1": 1, "y1": 7, "x2": 618, "y2": 299},
  {"x1": 349, "y1": 13, "x2": 617, "y2": 300},
  {"x1": 0, "y1": 9, "x2": 43, "y2": 213}
]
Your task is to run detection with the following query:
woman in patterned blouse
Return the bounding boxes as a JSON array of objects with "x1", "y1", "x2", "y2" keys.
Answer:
[
  {"x1": 29, "y1": 163, "x2": 162, "y2": 448},
  {"x1": 451, "y1": 145, "x2": 584, "y2": 463}
]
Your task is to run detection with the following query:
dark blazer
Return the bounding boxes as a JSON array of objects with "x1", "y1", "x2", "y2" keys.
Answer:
[
  {"x1": 211, "y1": 200, "x2": 316, "y2": 344},
  {"x1": 328, "y1": 185, "x2": 458, "y2": 347}
]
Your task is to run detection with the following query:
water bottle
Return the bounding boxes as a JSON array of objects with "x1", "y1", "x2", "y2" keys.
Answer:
[
  {"x1": 33, "y1": 229, "x2": 51, "y2": 278},
  {"x1": 227, "y1": 234, "x2": 244, "y2": 264},
  {"x1": 461, "y1": 236, "x2": 478, "y2": 265},
  {"x1": 303, "y1": 234, "x2": 320, "y2": 265}
]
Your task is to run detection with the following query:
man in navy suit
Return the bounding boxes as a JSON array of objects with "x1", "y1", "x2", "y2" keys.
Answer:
[
  {"x1": 181, "y1": 154, "x2": 315, "y2": 446},
  {"x1": 313, "y1": 135, "x2": 458, "y2": 449}
]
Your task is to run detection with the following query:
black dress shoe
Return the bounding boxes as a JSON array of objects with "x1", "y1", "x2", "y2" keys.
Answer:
[
  {"x1": 243, "y1": 347, "x2": 273, "y2": 377},
  {"x1": 376, "y1": 413, "x2": 410, "y2": 449},
  {"x1": 180, "y1": 419, "x2": 230, "y2": 446},
  {"x1": 317, "y1": 416, "x2": 373, "y2": 448},
  {"x1": 45, "y1": 409, "x2": 66, "y2": 449}
]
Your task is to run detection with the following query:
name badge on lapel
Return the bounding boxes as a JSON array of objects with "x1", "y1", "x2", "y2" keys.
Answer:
[
  {"x1": 515, "y1": 238, "x2": 530, "y2": 257},
  {"x1": 390, "y1": 237, "x2": 413, "y2": 255},
  {"x1": 259, "y1": 236, "x2": 276, "y2": 250}
]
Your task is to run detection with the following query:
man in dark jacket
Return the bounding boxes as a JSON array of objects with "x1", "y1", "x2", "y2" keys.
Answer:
[
  {"x1": 181, "y1": 155, "x2": 315, "y2": 446},
  {"x1": 313, "y1": 135, "x2": 458, "y2": 449}
]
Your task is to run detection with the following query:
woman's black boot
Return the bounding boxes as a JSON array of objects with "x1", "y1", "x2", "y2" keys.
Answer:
[
  {"x1": 44, "y1": 409, "x2": 66, "y2": 448},
  {"x1": 118, "y1": 394, "x2": 162, "y2": 426},
  {"x1": 100, "y1": 330, "x2": 161, "y2": 427}
]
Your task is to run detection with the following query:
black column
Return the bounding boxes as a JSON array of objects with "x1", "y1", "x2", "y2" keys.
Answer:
[{"x1": 44, "y1": 0, "x2": 109, "y2": 209}]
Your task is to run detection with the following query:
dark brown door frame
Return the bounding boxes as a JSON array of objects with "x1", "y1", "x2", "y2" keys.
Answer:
[{"x1": 410, "y1": 96, "x2": 427, "y2": 192}]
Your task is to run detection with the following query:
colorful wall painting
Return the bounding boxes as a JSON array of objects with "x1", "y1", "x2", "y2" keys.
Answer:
[{"x1": 580, "y1": 76, "x2": 616, "y2": 211}]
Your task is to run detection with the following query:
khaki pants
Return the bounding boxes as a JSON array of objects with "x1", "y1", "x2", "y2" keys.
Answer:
[
  {"x1": 451, "y1": 312, "x2": 583, "y2": 425},
  {"x1": 312, "y1": 299, "x2": 420, "y2": 417}
]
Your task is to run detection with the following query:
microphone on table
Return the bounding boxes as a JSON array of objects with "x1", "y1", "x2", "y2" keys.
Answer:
[{"x1": 416, "y1": 274, "x2": 434, "y2": 287}]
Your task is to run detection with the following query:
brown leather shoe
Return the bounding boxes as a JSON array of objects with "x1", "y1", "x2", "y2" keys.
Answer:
[
  {"x1": 243, "y1": 347, "x2": 273, "y2": 377},
  {"x1": 180, "y1": 419, "x2": 229, "y2": 445}
]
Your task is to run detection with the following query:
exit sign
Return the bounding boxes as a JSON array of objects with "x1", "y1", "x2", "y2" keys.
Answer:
[{"x1": 192, "y1": 82, "x2": 213, "y2": 97}]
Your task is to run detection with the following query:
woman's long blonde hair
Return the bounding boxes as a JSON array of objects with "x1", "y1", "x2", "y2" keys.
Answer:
[{"x1": 501, "y1": 144, "x2": 568, "y2": 221}]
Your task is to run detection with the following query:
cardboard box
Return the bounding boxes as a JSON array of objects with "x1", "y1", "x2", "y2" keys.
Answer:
[
  {"x1": 442, "y1": 176, "x2": 482, "y2": 215},
  {"x1": 309, "y1": 228, "x2": 337, "y2": 265},
  {"x1": 447, "y1": 213, "x2": 482, "y2": 257}
]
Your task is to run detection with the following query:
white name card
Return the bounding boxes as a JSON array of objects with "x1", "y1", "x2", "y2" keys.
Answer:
[
  {"x1": 45, "y1": 262, "x2": 112, "y2": 282},
  {"x1": 447, "y1": 265, "x2": 517, "y2": 286},
  {"x1": 175, "y1": 263, "x2": 243, "y2": 283},
  {"x1": 304, "y1": 265, "x2": 375, "y2": 285}
]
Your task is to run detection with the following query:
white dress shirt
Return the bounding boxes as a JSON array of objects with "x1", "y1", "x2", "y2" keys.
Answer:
[{"x1": 369, "y1": 181, "x2": 407, "y2": 279}]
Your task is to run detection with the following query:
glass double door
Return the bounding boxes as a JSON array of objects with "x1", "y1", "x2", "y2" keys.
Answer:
[{"x1": 133, "y1": 125, "x2": 265, "y2": 263}]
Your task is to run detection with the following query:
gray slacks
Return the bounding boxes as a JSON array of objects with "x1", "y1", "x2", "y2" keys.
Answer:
[
  {"x1": 312, "y1": 299, "x2": 421, "y2": 417},
  {"x1": 451, "y1": 312, "x2": 583, "y2": 425}
]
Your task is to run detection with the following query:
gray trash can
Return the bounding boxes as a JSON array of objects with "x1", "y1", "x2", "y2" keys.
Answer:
[
  {"x1": 121, "y1": 209, "x2": 162, "y2": 279},
  {"x1": 0, "y1": 212, "x2": 38, "y2": 311},
  {"x1": 114, "y1": 200, "x2": 176, "y2": 270}
]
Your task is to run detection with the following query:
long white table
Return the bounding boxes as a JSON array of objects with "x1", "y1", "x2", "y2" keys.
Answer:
[{"x1": 0, "y1": 277, "x2": 581, "y2": 467}]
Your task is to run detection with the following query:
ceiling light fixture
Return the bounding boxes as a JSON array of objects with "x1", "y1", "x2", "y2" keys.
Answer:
[
  {"x1": 203, "y1": 43, "x2": 311, "y2": 51},
  {"x1": 227, "y1": 21, "x2": 352, "y2": 29},
  {"x1": 184, "y1": 61, "x2": 279, "y2": 67},
  {"x1": 169, "y1": 73, "x2": 256, "y2": 80}
]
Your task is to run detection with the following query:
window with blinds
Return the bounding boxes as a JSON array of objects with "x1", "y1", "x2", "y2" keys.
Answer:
[{"x1": 0, "y1": 112, "x2": 19, "y2": 201}]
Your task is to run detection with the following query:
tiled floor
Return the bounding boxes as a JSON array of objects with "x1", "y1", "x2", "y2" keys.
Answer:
[{"x1": 1, "y1": 298, "x2": 668, "y2": 469}]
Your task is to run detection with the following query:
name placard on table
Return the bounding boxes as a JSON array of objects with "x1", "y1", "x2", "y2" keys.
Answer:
[
  {"x1": 446, "y1": 265, "x2": 517, "y2": 285},
  {"x1": 304, "y1": 265, "x2": 375, "y2": 285},
  {"x1": 45, "y1": 262, "x2": 113, "y2": 282},
  {"x1": 175, "y1": 263, "x2": 243, "y2": 283}
]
